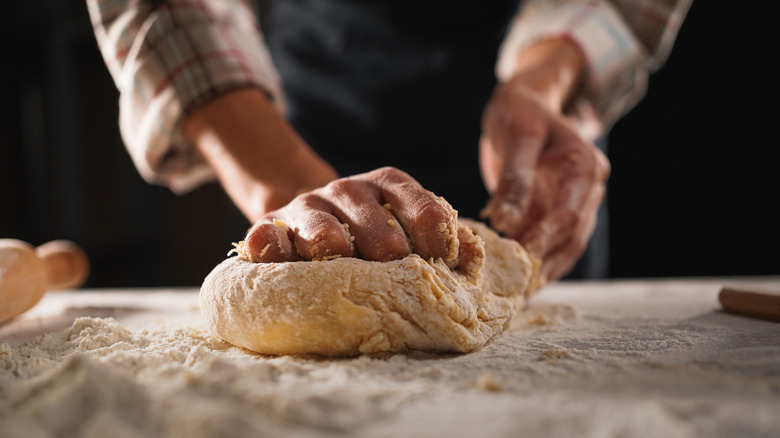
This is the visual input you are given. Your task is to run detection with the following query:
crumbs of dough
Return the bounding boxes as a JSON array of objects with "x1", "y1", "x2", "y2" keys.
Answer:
[
  {"x1": 313, "y1": 254, "x2": 342, "y2": 261},
  {"x1": 273, "y1": 218, "x2": 290, "y2": 232},
  {"x1": 527, "y1": 313, "x2": 554, "y2": 326},
  {"x1": 383, "y1": 203, "x2": 392, "y2": 211},
  {"x1": 387, "y1": 219, "x2": 397, "y2": 227},
  {"x1": 342, "y1": 223, "x2": 356, "y2": 242},
  {"x1": 434, "y1": 196, "x2": 459, "y2": 264},
  {"x1": 475, "y1": 372, "x2": 503, "y2": 392},
  {"x1": 539, "y1": 349, "x2": 567, "y2": 363},
  {"x1": 260, "y1": 244, "x2": 272, "y2": 259},
  {"x1": 228, "y1": 241, "x2": 249, "y2": 260}
]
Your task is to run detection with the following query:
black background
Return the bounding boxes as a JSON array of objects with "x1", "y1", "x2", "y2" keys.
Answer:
[{"x1": 1, "y1": 1, "x2": 777, "y2": 287}]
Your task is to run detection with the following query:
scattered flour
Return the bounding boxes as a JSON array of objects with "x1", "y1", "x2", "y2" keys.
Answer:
[
  {"x1": 2, "y1": 282, "x2": 780, "y2": 438},
  {"x1": 0, "y1": 317, "x2": 435, "y2": 437}
]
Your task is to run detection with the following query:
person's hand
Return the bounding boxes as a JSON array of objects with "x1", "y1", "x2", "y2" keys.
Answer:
[
  {"x1": 241, "y1": 167, "x2": 461, "y2": 267},
  {"x1": 480, "y1": 39, "x2": 611, "y2": 284}
]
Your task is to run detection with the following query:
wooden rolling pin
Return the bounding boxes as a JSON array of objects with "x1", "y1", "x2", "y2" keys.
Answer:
[
  {"x1": 0, "y1": 239, "x2": 90, "y2": 323},
  {"x1": 719, "y1": 284, "x2": 780, "y2": 322}
]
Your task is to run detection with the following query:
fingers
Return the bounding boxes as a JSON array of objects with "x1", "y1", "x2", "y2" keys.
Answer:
[
  {"x1": 479, "y1": 75, "x2": 612, "y2": 283},
  {"x1": 321, "y1": 177, "x2": 411, "y2": 261},
  {"x1": 283, "y1": 194, "x2": 356, "y2": 260},
  {"x1": 243, "y1": 220, "x2": 297, "y2": 263},
  {"x1": 535, "y1": 182, "x2": 603, "y2": 283},
  {"x1": 481, "y1": 135, "x2": 544, "y2": 236},
  {"x1": 479, "y1": 85, "x2": 548, "y2": 236},
  {"x1": 243, "y1": 167, "x2": 458, "y2": 265},
  {"x1": 520, "y1": 147, "x2": 609, "y2": 281},
  {"x1": 452, "y1": 224, "x2": 484, "y2": 274},
  {"x1": 244, "y1": 194, "x2": 356, "y2": 263},
  {"x1": 519, "y1": 173, "x2": 592, "y2": 257},
  {"x1": 361, "y1": 168, "x2": 459, "y2": 266}
]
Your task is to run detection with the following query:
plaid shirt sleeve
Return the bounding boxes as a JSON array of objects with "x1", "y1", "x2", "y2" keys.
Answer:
[
  {"x1": 497, "y1": 0, "x2": 693, "y2": 134},
  {"x1": 87, "y1": 0, "x2": 283, "y2": 193}
]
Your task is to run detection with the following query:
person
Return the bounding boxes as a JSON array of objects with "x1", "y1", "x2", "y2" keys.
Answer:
[{"x1": 87, "y1": 0, "x2": 692, "y2": 285}]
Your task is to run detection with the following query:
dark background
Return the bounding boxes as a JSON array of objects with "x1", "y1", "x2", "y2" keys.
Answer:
[{"x1": 1, "y1": 1, "x2": 777, "y2": 287}]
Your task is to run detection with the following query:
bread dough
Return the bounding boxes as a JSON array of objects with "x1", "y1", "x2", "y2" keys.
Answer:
[{"x1": 200, "y1": 220, "x2": 539, "y2": 356}]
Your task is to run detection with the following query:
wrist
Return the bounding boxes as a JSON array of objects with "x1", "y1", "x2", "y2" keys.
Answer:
[
  {"x1": 186, "y1": 87, "x2": 337, "y2": 221},
  {"x1": 509, "y1": 37, "x2": 586, "y2": 111}
]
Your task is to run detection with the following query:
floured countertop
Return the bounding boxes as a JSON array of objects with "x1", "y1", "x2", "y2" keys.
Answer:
[{"x1": 1, "y1": 278, "x2": 779, "y2": 437}]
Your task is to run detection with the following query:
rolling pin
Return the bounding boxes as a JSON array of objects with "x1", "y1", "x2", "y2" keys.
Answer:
[
  {"x1": 0, "y1": 239, "x2": 90, "y2": 323},
  {"x1": 719, "y1": 284, "x2": 780, "y2": 322}
]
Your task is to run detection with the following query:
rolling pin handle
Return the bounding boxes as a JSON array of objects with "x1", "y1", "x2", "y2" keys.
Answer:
[
  {"x1": 0, "y1": 239, "x2": 90, "y2": 324},
  {"x1": 35, "y1": 240, "x2": 90, "y2": 290}
]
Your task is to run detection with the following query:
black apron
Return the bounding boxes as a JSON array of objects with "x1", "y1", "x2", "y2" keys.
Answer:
[{"x1": 267, "y1": 0, "x2": 608, "y2": 278}]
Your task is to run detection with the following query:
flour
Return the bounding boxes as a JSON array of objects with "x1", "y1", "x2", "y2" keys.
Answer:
[
  {"x1": 0, "y1": 317, "x2": 429, "y2": 437},
  {"x1": 2, "y1": 281, "x2": 780, "y2": 438}
]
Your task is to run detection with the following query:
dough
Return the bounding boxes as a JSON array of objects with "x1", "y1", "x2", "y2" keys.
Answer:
[{"x1": 200, "y1": 220, "x2": 539, "y2": 356}]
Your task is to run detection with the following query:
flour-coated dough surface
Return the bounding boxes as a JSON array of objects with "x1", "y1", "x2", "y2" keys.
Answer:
[{"x1": 200, "y1": 220, "x2": 538, "y2": 356}]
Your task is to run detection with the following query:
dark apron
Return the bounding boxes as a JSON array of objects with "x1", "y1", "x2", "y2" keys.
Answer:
[{"x1": 267, "y1": 0, "x2": 608, "y2": 278}]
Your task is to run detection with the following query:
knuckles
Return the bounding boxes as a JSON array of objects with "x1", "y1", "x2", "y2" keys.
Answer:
[
  {"x1": 321, "y1": 178, "x2": 361, "y2": 200},
  {"x1": 292, "y1": 210, "x2": 353, "y2": 259},
  {"x1": 244, "y1": 167, "x2": 458, "y2": 264},
  {"x1": 362, "y1": 166, "x2": 414, "y2": 186}
]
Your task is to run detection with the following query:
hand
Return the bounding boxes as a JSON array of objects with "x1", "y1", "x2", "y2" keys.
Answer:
[
  {"x1": 241, "y1": 167, "x2": 460, "y2": 266},
  {"x1": 480, "y1": 39, "x2": 611, "y2": 283}
]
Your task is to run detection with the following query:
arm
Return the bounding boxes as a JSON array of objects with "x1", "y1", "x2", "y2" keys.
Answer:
[
  {"x1": 481, "y1": 0, "x2": 692, "y2": 282},
  {"x1": 481, "y1": 37, "x2": 610, "y2": 283},
  {"x1": 87, "y1": 0, "x2": 284, "y2": 194},
  {"x1": 497, "y1": 0, "x2": 694, "y2": 133},
  {"x1": 89, "y1": 0, "x2": 455, "y2": 262},
  {"x1": 184, "y1": 87, "x2": 337, "y2": 222}
]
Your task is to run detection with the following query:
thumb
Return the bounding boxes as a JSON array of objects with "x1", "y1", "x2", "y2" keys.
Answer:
[{"x1": 481, "y1": 133, "x2": 545, "y2": 237}]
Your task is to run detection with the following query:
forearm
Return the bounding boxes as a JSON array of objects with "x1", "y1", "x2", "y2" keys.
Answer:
[
  {"x1": 498, "y1": 0, "x2": 692, "y2": 132},
  {"x1": 87, "y1": 0, "x2": 284, "y2": 193},
  {"x1": 509, "y1": 37, "x2": 586, "y2": 112},
  {"x1": 186, "y1": 87, "x2": 338, "y2": 222}
]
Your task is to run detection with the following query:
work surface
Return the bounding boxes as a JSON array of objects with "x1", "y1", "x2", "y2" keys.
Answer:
[{"x1": 2, "y1": 278, "x2": 779, "y2": 437}]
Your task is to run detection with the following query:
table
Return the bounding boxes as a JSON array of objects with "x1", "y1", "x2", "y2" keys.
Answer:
[{"x1": 2, "y1": 278, "x2": 779, "y2": 437}]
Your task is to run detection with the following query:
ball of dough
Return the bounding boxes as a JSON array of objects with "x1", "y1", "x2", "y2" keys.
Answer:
[{"x1": 200, "y1": 220, "x2": 538, "y2": 356}]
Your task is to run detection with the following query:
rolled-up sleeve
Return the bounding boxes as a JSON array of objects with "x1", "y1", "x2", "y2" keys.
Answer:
[
  {"x1": 497, "y1": 0, "x2": 693, "y2": 132},
  {"x1": 87, "y1": 0, "x2": 283, "y2": 193}
]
